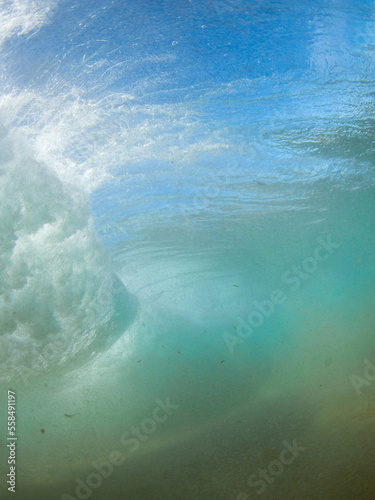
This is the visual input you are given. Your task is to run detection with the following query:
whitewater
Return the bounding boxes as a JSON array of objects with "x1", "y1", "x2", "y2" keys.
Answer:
[{"x1": 0, "y1": 1, "x2": 375, "y2": 499}]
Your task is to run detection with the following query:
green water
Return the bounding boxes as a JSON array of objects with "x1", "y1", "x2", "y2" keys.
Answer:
[
  {"x1": 2, "y1": 181, "x2": 375, "y2": 500},
  {"x1": 1, "y1": 0, "x2": 375, "y2": 498}
]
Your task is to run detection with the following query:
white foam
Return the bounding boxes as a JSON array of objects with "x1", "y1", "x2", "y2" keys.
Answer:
[
  {"x1": 0, "y1": 0, "x2": 56, "y2": 48},
  {"x1": 0, "y1": 129, "x2": 116, "y2": 381}
]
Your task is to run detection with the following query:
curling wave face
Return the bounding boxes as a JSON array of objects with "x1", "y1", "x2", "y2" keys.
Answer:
[{"x1": 0, "y1": 128, "x2": 137, "y2": 382}]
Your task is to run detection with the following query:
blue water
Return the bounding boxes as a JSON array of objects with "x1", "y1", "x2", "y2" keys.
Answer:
[{"x1": 1, "y1": 1, "x2": 375, "y2": 499}]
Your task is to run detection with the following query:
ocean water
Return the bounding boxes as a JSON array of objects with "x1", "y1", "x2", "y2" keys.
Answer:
[{"x1": 1, "y1": 0, "x2": 375, "y2": 499}]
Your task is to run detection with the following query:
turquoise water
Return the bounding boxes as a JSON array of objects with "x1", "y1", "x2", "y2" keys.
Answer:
[{"x1": 1, "y1": 1, "x2": 375, "y2": 499}]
